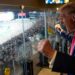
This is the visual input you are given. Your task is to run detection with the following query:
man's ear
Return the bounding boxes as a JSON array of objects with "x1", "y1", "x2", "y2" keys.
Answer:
[{"x1": 71, "y1": 14, "x2": 75, "y2": 22}]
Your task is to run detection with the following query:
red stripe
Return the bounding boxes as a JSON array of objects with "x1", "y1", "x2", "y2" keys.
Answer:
[
  {"x1": 70, "y1": 32, "x2": 75, "y2": 56},
  {"x1": 18, "y1": 12, "x2": 26, "y2": 16}
]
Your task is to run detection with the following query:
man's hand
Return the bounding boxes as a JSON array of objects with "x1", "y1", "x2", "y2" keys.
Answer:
[
  {"x1": 37, "y1": 39, "x2": 55, "y2": 59},
  {"x1": 55, "y1": 24, "x2": 64, "y2": 32}
]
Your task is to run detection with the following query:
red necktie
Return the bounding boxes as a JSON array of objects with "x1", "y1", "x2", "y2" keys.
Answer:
[{"x1": 70, "y1": 33, "x2": 75, "y2": 56}]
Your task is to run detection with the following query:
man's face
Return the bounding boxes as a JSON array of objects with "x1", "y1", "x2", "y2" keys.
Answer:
[{"x1": 59, "y1": 13, "x2": 73, "y2": 33}]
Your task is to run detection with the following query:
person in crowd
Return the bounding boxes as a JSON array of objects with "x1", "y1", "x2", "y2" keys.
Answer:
[{"x1": 36, "y1": 2, "x2": 75, "y2": 74}]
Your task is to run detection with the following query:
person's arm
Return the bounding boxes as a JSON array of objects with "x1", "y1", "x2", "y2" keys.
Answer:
[
  {"x1": 55, "y1": 24, "x2": 72, "y2": 42},
  {"x1": 59, "y1": 31, "x2": 72, "y2": 42}
]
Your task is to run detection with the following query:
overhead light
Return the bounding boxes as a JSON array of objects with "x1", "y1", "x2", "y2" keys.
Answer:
[
  {"x1": 56, "y1": 8, "x2": 59, "y2": 11},
  {"x1": 65, "y1": 0, "x2": 69, "y2": 3},
  {"x1": 0, "y1": 11, "x2": 14, "y2": 21}
]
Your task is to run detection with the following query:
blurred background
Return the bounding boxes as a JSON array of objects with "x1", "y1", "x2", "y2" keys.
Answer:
[{"x1": 0, "y1": 0, "x2": 73, "y2": 75}]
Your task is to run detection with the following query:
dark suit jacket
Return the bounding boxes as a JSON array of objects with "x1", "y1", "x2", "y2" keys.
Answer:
[{"x1": 52, "y1": 52, "x2": 75, "y2": 74}]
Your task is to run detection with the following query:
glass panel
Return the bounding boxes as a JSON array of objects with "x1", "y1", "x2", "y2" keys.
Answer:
[
  {"x1": 0, "y1": 7, "x2": 67, "y2": 75},
  {"x1": 0, "y1": 10, "x2": 44, "y2": 75}
]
